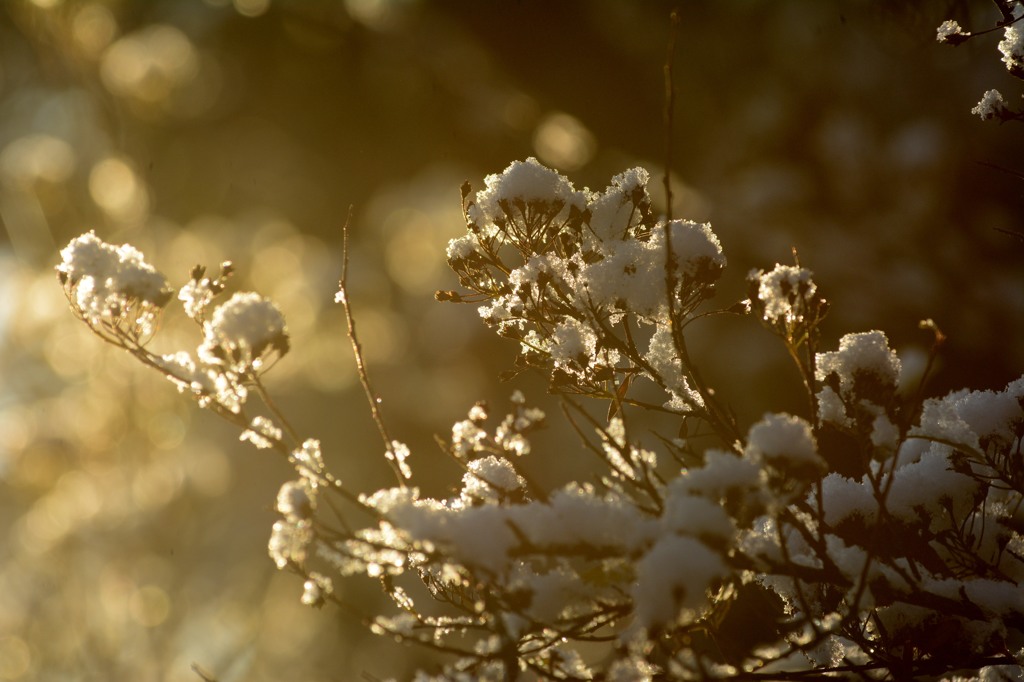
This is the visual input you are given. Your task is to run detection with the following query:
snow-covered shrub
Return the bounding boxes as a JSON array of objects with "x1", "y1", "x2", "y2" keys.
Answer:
[{"x1": 59, "y1": 158, "x2": 1024, "y2": 679}]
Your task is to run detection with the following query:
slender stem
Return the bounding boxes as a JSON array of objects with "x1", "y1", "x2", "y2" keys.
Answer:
[
  {"x1": 658, "y1": 9, "x2": 740, "y2": 448},
  {"x1": 903, "y1": 319, "x2": 946, "y2": 431},
  {"x1": 338, "y1": 207, "x2": 408, "y2": 488},
  {"x1": 251, "y1": 375, "x2": 300, "y2": 445},
  {"x1": 663, "y1": 9, "x2": 680, "y2": 222}
]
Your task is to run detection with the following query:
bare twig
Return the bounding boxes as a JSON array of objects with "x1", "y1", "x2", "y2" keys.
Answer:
[
  {"x1": 663, "y1": 8, "x2": 681, "y2": 222},
  {"x1": 902, "y1": 318, "x2": 947, "y2": 432},
  {"x1": 190, "y1": 663, "x2": 218, "y2": 682},
  {"x1": 995, "y1": 226, "x2": 1024, "y2": 242},
  {"x1": 338, "y1": 207, "x2": 408, "y2": 488}
]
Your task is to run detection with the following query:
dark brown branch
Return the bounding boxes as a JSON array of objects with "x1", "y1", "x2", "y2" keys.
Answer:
[{"x1": 663, "y1": 8, "x2": 681, "y2": 222}]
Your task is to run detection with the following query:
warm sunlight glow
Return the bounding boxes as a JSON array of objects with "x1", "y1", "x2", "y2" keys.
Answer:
[
  {"x1": 71, "y1": 4, "x2": 118, "y2": 58},
  {"x1": 0, "y1": 135, "x2": 75, "y2": 188},
  {"x1": 100, "y1": 25, "x2": 198, "y2": 107},
  {"x1": 533, "y1": 111, "x2": 596, "y2": 171},
  {"x1": 88, "y1": 157, "x2": 149, "y2": 223}
]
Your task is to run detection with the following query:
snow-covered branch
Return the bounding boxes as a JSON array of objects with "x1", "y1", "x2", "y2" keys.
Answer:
[{"x1": 58, "y1": 159, "x2": 1024, "y2": 680}]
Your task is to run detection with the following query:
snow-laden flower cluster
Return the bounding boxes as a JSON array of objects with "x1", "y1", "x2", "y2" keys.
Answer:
[
  {"x1": 198, "y1": 291, "x2": 288, "y2": 372},
  {"x1": 936, "y1": 19, "x2": 968, "y2": 45},
  {"x1": 355, "y1": 161, "x2": 1023, "y2": 678},
  {"x1": 60, "y1": 160, "x2": 1024, "y2": 680},
  {"x1": 999, "y1": 6, "x2": 1024, "y2": 77},
  {"x1": 938, "y1": 5, "x2": 1024, "y2": 122},
  {"x1": 747, "y1": 264, "x2": 828, "y2": 351},
  {"x1": 178, "y1": 260, "x2": 233, "y2": 322},
  {"x1": 443, "y1": 158, "x2": 727, "y2": 438},
  {"x1": 973, "y1": 88, "x2": 1010, "y2": 120},
  {"x1": 59, "y1": 232, "x2": 289, "y2": 415},
  {"x1": 816, "y1": 330, "x2": 901, "y2": 430},
  {"x1": 57, "y1": 231, "x2": 172, "y2": 340}
]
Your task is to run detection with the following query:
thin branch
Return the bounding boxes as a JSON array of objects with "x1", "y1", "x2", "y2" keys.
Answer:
[
  {"x1": 902, "y1": 318, "x2": 946, "y2": 431},
  {"x1": 995, "y1": 226, "x2": 1024, "y2": 242},
  {"x1": 663, "y1": 8, "x2": 681, "y2": 222},
  {"x1": 190, "y1": 663, "x2": 218, "y2": 682},
  {"x1": 251, "y1": 375, "x2": 301, "y2": 445},
  {"x1": 338, "y1": 207, "x2": 408, "y2": 488}
]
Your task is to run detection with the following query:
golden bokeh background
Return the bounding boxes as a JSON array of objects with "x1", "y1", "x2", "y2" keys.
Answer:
[{"x1": 1, "y1": 1, "x2": 1023, "y2": 679}]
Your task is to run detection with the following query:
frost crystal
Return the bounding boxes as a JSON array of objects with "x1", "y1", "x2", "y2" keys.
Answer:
[
  {"x1": 972, "y1": 89, "x2": 1009, "y2": 120},
  {"x1": 300, "y1": 572, "x2": 333, "y2": 608},
  {"x1": 607, "y1": 656, "x2": 657, "y2": 682},
  {"x1": 632, "y1": 535, "x2": 725, "y2": 627},
  {"x1": 451, "y1": 418, "x2": 487, "y2": 457},
  {"x1": 817, "y1": 330, "x2": 900, "y2": 388},
  {"x1": 277, "y1": 479, "x2": 316, "y2": 521},
  {"x1": 816, "y1": 331, "x2": 900, "y2": 426},
  {"x1": 752, "y1": 264, "x2": 816, "y2": 325},
  {"x1": 240, "y1": 415, "x2": 282, "y2": 449},
  {"x1": 662, "y1": 219, "x2": 726, "y2": 280},
  {"x1": 178, "y1": 277, "x2": 215, "y2": 320},
  {"x1": 467, "y1": 403, "x2": 487, "y2": 422},
  {"x1": 293, "y1": 438, "x2": 325, "y2": 476},
  {"x1": 1000, "y1": 14, "x2": 1024, "y2": 75},
  {"x1": 199, "y1": 292, "x2": 288, "y2": 371},
  {"x1": 582, "y1": 240, "x2": 663, "y2": 314},
  {"x1": 549, "y1": 317, "x2": 598, "y2": 366},
  {"x1": 870, "y1": 413, "x2": 899, "y2": 449},
  {"x1": 57, "y1": 231, "x2": 172, "y2": 335},
  {"x1": 660, "y1": 481, "x2": 734, "y2": 540},
  {"x1": 154, "y1": 351, "x2": 213, "y2": 395},
  {"x1": 884, "y1": 445, "x2": 980, "y2": 524},
  {"x1": 373, "y1": 612, "x2": 419, "y2": 637},
  {"x1": 914, "y1": 377, "x2": 1024, "y2": 451},
  {"x1": 461, "y1": 456, "x2": 525, "y2": 504},
  {"x1": 446, "y1": 233, "x2": 478, "y2": 261},
  {"x1": 582, "y1": 220, "x2": 724, "y2": 317},
  {"x1": 745, "y1": 413, "x2": 824, "y2": 478},
  {"x1": 678, "y1": 449, "x2": 763, "y2": 502},
  {"x1": 936, "y1": 20, "x2": 966, "y2": 44},
  {"x1": 588, "y1": 166, "x2": 651, "y2": 242},
  {"x1": 268, "y1": 518, "x2": 313, "y2": 569},
  {"x1": 474, "y1": 157, "x2": 587, "y2": 220},
  {"x1": 819, "y1": 472, "x2": 876, "y2": 526},
  {"x1": 644, "y1": 324, "x2": 704, "y2": 411},
  {"x1": 388, "y1": 440, "x2": 412, "y2": 480}
]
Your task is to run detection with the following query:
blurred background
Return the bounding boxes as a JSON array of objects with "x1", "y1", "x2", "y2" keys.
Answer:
[{"x1": 1, "y1": 0, "x2": 1022, "y2": 679}]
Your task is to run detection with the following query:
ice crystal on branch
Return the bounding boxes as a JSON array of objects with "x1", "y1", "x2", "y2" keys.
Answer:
[{"x1": 240, "y1": 415, "x2": 282, "y2": 449}]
